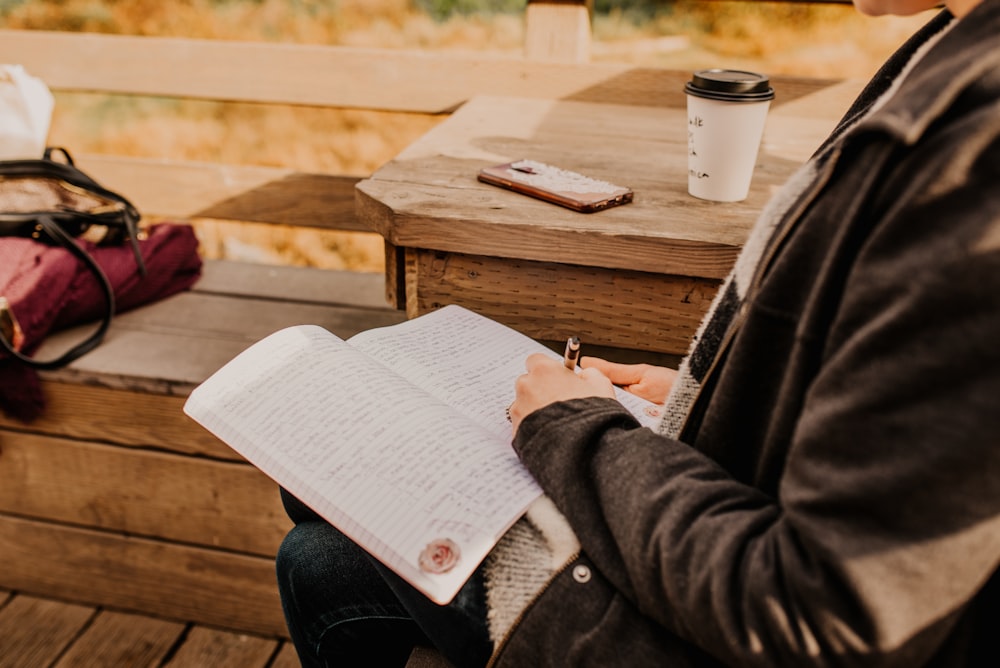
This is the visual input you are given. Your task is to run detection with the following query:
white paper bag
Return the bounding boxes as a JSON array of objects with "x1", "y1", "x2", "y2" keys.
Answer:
[{"x1": 0, "y1": 64, "x2": 55, "y2": 160}]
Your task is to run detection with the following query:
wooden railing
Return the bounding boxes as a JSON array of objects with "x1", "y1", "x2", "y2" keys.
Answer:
[
  {"x1": 0, "y1": 0, "x2": 681, "y2": 641},
  {"x1": 0, "y1": 0, "x2": 847, "y2": 648},
  {"x1": 0, "y1": 4, "x2": 683, "y2": 235}
]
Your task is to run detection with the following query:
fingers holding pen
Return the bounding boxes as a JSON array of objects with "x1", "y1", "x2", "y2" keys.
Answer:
[
  {"x1": 510, "y1": 352, "x2": 615, "y2": 432},
  {"x1": 580, "y1": 356, "x2": 677, "y2": 404}
]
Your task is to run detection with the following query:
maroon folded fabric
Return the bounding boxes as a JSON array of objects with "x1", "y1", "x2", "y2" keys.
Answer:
[{"x1": 0, "y1": 222, "x2": 203, "y2": 421}]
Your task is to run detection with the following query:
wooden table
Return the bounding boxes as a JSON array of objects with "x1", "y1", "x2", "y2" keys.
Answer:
[{"x1": 356, "y1": 77, "x2": 863, "y2": 357}]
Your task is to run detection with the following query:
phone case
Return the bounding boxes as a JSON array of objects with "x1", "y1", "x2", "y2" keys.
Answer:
[{"x1": 477, "y1": 159, "x2": 633, "y2": 213}]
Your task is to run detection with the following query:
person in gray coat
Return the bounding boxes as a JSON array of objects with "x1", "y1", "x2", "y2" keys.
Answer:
[{"x1": 276, "y1": 0, "x2": 1000, "y2": 665}]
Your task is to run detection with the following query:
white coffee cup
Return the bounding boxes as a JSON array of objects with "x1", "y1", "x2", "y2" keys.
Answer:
[{"x1": 685, "y1": 69, "x2": 774, "y2": 202}]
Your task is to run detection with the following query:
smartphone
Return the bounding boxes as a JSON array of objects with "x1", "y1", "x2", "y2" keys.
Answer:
[{"x1": 477, "y1": 159, "x2": 633, "y2": 213}]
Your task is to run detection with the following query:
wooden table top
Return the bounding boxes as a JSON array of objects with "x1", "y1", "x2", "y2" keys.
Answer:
[{"x1": 356, "y1": 77, "x2": 864, "y2": 281}]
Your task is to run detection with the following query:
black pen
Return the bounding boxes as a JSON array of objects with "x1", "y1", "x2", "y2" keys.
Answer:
[{"x1": 563, "y1": 336, "x2": 581, "y2": 370}]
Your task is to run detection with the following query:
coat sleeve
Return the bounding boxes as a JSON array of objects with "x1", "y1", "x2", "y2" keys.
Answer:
[{"x1": 511, "y1": 131, "x2": 1000, "y2": 667}]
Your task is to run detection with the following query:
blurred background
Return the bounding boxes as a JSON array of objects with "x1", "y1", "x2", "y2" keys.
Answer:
[{"x1": 1, "y1": 0, "x2": 936, "y2": 268}]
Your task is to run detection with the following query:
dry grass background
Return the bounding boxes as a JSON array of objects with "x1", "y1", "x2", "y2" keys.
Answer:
[{"x1": 3, "y1": 0, "x2": 935, "y2": 270}]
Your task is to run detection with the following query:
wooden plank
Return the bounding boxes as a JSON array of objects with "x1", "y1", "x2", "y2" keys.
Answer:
[
  {"x1": 71, "y1": 155, "x2": 290, "y2": 222},
  {"x1": 524, "y1": 2, "x2": 592, "y2": 62},
  {"x1": 194, "y1": 260, "x2": 391, "y2": 310},
  {"x1": 0, "y1": 514, "x2": 288, "y2": 638},
  {"x1": 0, "y1": 31, "x2": 833, "y2": 114},
  {"x1": 192, "y1": 222, "x2": 389, "y2": 274},
  {"x1": 65, "y1": 157, "x2": 369, "y2": 232},
  {"x1": 405, "y1": 248, "x2": 718, "y2": 355},
  {"x1": 0, "y1": 30, "x2": 638, "y2": 112},
  {"x1": 0, "y1": 433, "x2": 290, "y2": 556},
  {"x1": 29, "y1": 261, "x2": 402, "y2": 394},
  {"x1": 384, "y1": 242, "x2": 407, "y2": 310},
  {"x1": 38, "y1": 289, "x2": 406, "y2": 394},
  {"x1": 53, "y1": 609, "x2": 186, "y2": 668},
  {"x1": 193, "y1": 173, "x2": 369, "y2": 232},
  {"x1": 0, "y1": 382, "x2": 233, "y2": 459},
  {"x1": 269, "y1": 643, "x2": 303, "y2": 668},
  {"x1": 1, "y1": 267, "x2": 402, "y2": 448},
  {"x1": 89, "y1": 161, "x2": 366, "y2": 233},
  {"x1": 0, "y1": 594, "x2": 95, "y2": 668},
  {"x1": 357, "y1": 96, "x2": 798, "y2": 279},
  {"x1": 163, "y1": 627, "x2": 277, "y2": 668}
]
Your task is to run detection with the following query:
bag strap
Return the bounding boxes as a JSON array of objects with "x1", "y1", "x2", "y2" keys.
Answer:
[
  {"x1": 0, "y1": 214, "x2": 115, "y2": 370},
  {"x1": 46, "y1": 147, "x2": 148, "y2": 279},
  {"x1": 0, "y1": 148, "x2": 147, "y2": 277}
]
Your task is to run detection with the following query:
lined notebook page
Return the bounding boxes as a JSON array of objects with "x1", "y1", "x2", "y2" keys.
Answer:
[
  {"x1": 184, "y1": 324, "x2": 541, "y2": 604},
  {"x1": 349, "y1": 305, "x2": 662, "y2": 434}
]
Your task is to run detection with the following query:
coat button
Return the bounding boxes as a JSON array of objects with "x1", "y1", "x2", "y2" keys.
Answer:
[{"x1": 572, "y1": 564, "x2": 592, "y2": 583}]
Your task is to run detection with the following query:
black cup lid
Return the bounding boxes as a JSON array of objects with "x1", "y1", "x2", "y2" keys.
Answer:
[{"x1": 685, "y1": 69, "x2": 775, "y2": 102}]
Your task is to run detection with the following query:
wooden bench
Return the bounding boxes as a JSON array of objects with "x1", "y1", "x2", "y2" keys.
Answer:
[
  {"x1": 0, "y1": 0, "x2": 618, "y2": 643},
  {"x1": 0, "y1": 3, "x2": 850, "y2": 665}
]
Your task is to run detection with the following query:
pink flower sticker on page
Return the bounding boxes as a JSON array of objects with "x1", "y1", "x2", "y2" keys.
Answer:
[{"x1": 419, "y1": 538, "x2": 460, "y2": 574}]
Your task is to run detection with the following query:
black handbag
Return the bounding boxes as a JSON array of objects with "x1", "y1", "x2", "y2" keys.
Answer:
[{"x1": 0, "y1": 147, "x2": 146, "y2": 369}]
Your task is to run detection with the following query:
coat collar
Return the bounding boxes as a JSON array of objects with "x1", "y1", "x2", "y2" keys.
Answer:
[{"x1": 857, "y1": 0, "x2": 1000, "y2": 146}]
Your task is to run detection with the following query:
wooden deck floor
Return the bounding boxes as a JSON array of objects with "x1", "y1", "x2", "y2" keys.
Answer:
[{"x1": 0, "y1": 588, "x2": 299, "y2": 668}]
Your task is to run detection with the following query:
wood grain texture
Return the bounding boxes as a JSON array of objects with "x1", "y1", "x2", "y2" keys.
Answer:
[
  {"x1": 0, "y1": 29, "x2": 842, "y2": 252},
  {"x1": 0, "y1": 595, "x2": 94, "y2": 668},
  {"x1": 356, "y1": 86, "x2": 859, "y2": 351},
  {"x1": 0, "y1": 261, "x2": 403, "y2": 638},
  {"x1": 0, "y1": 433, "x2": 290, "y2": 556},
  {"x1": 0, "y1": 515, "x2": 288, "y2": 638},
  {"x1": 194, "y1": 259, "x2": 389, "y2": 308},
  {"x1": 403, "y1": 248, "x2": 718, "y2": 355},
  {"x1": 0, "y1": 382, "x2": 230, "y2": 458},
  {"x1": 34, "y1": 262, "x2": 405, "y2": 394},
  {"x1": 0, "y1": 31, "x2": 833, "y2": 114},
  {"x1": 356, "y1": 95, "x2": 809, "y2": 279},
  {"x1": 193, "y1": 173, "x2": 368, "y2": 231},
  {"x1": 163, "y1": 626, "x2": 278, "y2": 667},
  {"x1": 35, "y1": 294, "x2": 405, "y2": 393},
  {"x1": 53, "y1": 610, "x2": 186, "y2": 668},
  {"x1": 357, "y1": 82, "x2": 861, "y2": 274},
  {"x1": 65, "y1": 157, "x2": 369, "y2": 232},
  {"x1": 269, "y1": 643, "x2": 304, "y2": 668},
  {"x1": 0, "y1": 30, "x2": 643, "y2": 112},
  {"x1": 524, "y1": 2, "x2": 592, "y2": 62},
  {"x1": 384, "y1": 242, "x2": 407, "y2": 310},
  {"x1": 0, "y1": 591, "x2": 292, "y2": 668},
  {"x1": 0, "y1": 21, "x2": 860, "y2": 652}
]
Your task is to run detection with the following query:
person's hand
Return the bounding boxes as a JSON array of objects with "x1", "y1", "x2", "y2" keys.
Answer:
[
  {"x1": 509, "y1": 353, "x2": 615, "y2": 433},
  {"x1": 579, "y1": 356, "x2": 677, "y2": 405}
]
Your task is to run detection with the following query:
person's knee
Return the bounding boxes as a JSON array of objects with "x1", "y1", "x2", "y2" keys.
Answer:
[
  {"x1": 277, "y1": 522, "x2": 348, "y2": 592},
  {"x1": 276, "y1": 522, "x2": 366, "y2": 644},
  {"x1": 276, "y1": 521, "x2": 391, "y2": 608},
  {"x1": 276, "y1": 522, "x2": 429, "y2": 665},
  {"x1": 275, "y1": 522, "x2": 308, "y2": 588}
]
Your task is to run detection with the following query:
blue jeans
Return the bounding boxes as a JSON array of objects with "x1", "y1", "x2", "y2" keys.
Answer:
[{"x1": 276, "y1": 488, "x2": 494, "y2": 667}]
